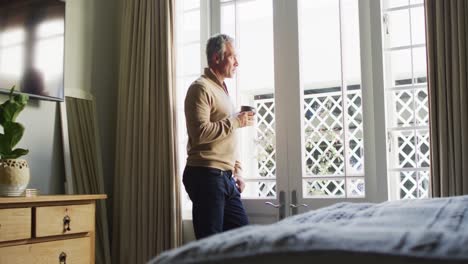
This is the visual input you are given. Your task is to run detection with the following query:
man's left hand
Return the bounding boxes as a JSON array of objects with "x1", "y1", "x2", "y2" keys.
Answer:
[
  {"x1": 234, "y1": 160, "x2": 246, "y2": 193},
  {"x1": 234, "y1": 175, "x2": 246, "y2": 193}
]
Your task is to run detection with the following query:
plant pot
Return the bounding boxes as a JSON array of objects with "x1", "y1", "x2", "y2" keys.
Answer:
[{"x1": 0, "y1": 159, "x2": 30, "y2": 197}]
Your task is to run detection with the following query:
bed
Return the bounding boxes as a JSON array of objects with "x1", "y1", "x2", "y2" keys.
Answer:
[{"x1": 150, "y1": 195, "x2": 468, "y2": 264}]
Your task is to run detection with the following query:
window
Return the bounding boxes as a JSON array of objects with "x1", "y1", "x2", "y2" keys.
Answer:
[
  {"x1": 381, "y1": 0, "x2": 430, "y2": 200},
  {"x1": 221, "y1": 0, "x2": 277, "y2": 198},
  {"x1": 175, "y1": 0, "x2": 202, "y2": 218},
  {"x1": 175, "y1": 0, "x2": 430, "y2": 221},
  {"x1": 299, "y1": 0, "x2": 365, "y2": 198}
]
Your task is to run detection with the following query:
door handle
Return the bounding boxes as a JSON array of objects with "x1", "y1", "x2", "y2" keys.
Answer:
[
  {"x1": 264, "y1": 191, "x2": 286, "y2": 220},
  {"x1": 289, "y1": 203, "x2": 308, "y2": 208},
  {"x1": 265, "y1": 202, "x2": 281, "y2": 208}
]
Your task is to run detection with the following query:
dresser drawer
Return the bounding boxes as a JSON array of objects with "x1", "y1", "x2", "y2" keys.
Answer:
[
  {"x1": 0, "y1": 208, "x2": 31, "y2": 242},
  {"x1": 35, "y1": 204, "x2": 94, "y2": 237},
  {"x1": 0, "y1": 236, "x2": 90, "y2": 264}
]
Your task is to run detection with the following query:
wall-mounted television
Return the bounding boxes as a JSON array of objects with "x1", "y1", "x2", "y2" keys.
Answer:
[{"x1": 0, "y1": 0, "x2": 65, "y2": 101}]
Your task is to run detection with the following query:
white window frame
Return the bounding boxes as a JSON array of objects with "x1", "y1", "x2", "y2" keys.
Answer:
[{"x1": 176, "y1": 0, "x2": 418, "y2": 220}]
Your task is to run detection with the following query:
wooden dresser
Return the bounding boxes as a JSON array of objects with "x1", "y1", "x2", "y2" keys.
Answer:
[{"x1": 0, "y1": 195, "x2": 106, "y2": 264}]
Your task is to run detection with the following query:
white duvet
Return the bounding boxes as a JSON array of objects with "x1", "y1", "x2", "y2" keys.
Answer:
[{"x1": 151, "y1": 195, "x2": 468, "y2": 264}]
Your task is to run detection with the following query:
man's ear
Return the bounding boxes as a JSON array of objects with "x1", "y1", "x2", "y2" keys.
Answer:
[{"x1": 212, "y1": 53, "x2": 220, "y2": 64}]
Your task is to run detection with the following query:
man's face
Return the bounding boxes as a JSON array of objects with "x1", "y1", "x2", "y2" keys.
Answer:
[{"x1": 216, "y1": 42, "x2": 238, "y2": 79}]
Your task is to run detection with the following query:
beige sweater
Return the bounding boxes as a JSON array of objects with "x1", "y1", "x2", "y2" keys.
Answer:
[{"x1": 184, "y1": 68, "x2": 241, "y2": 171}]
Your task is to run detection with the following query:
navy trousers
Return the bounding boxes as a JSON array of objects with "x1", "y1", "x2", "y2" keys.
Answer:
[{"x1": 183, "y1": 166, "x2": 249, "y2": 240}]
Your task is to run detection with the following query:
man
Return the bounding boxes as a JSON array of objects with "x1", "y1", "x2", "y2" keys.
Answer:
[{"x1": 183, "y1": 34, "x2": 254, "y2": 240}]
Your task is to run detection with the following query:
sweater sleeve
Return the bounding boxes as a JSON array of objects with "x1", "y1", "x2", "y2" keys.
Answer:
[{"x1": 185, "y1": 84, "x2": 240, "y2": 145}]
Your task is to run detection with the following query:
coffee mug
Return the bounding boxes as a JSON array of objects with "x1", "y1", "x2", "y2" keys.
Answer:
[{"x1": 240, "y1": 105, "x2": 256, "y2": 114}]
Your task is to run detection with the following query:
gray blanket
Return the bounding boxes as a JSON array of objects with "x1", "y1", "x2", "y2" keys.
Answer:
[{"x1": 151, "y1": 196, "x2": 468, "y2": 264}]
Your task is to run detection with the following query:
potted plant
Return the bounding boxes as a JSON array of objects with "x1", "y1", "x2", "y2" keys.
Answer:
[{"x1": 0, "y1": 86, "x2": 30, "y2": 196}]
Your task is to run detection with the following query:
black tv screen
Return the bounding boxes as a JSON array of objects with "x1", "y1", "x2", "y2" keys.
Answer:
[{"x1": 0, "y1": 0, "x2": 65, "y2": 101}]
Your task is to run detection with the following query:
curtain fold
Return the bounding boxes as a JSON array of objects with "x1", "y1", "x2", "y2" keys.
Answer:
[
  {"x1": 112, "y1": 0, "x2": 182, "y2": 263},
  {"x1": 426, "y1": 0, "x2": 468, "y2": 196},
  {"x1": 65, "y1": 96, "x2": 112, "y2": 264}
]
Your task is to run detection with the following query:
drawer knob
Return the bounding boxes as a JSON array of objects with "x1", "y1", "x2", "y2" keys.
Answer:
[
  {"x1": 63, "y1": 215, "x2": 71, "y2": 232},
  {"x1": 59, "y1": 252, "x2": 67, "y2": 263}
]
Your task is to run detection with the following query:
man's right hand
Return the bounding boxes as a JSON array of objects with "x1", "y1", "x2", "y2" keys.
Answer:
[{"x1": 236, "y1": 111, "x2": 255, "y2": 127}]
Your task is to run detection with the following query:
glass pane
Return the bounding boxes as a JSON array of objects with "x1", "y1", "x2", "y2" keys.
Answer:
[
  {"x1": 342, "y1": 0, "x2": 364, "y2": 176},
  {"x1": 304, "y1": 91, "x2": 344, "y2": 176},
  {"x1": 244, "y1": 181, "x2": 276, "y2": 198},
  {"x1": 347, "y1": 90, "x2": 364, "y2": 174},
  {"x1": 301, "y1": 0, "x2": 343, "y2": 177},
  {"x1": 416, "y1": 130, "x2": 430, "y2": 168},
  {"x1": 410, "y1": 0, "x2": 424, "y2": 5},
  {"x1": 412, "y1": 46, "x2": 427, "y2": 81},
  {"x1": 382, "y1": 0, "x2": 430, "y2": 201},
  {"x1": 382, "y1": 0, "x2": 409, "y2": 10},
  {"x1": 417, "y1": 170, "x2": 430, "y2": 198},
  {"x1": 237, "y1": 0, "x2": 275, "y2": 92},
  {"x1": 387, "y1": 9, "x2": 411, "y2": 48},
  {"x1": 176, "y1": 0, "x2": 201, "y2": 218},
  {"x1": 303, "y1": 178, "x2": 345, "y2": 198},
  {"x1": 393, "y1": 130, "x2": 416, "y2": 168},
  {"x1": 398, "y1": 171, "x2": 417, "y2": 199},
  {"x1": 415, "y1": 88, "x2": 428, "y2": 125},
  {"x1": 388, "y1": 90, "x2": 415, "y2": 128},
  {"x1": 182, "y1": 9, "x2": 200, "y2": 43},
  {"x1": 393, "y1": 170, "x2": 428, "y2": 199},
  {"x1": 221, "y1": 0, "x2": 276, "y2": 199},
  {"x1": 300, "y1": 0, "x2": 364, "y2": 198},
  {"x1": 346, "y1": 177, "x2": 365, "y2": 197},
  {"x1": 181, "y1": 43, "x2": 201, "y2": 76},
  {"x1": 221, "y1": 3, "x2": 236, "y2": 37},
  {"x1": 300, "y1": 0, "x2": 341, "y2": 87},
  {"x1": 387, "y1": 49, "x2": 412, "y2": 87},
  {"x1": 183, "y1": 0, "x2": 199, "y2": 10},
  {"x1": 410, "y1": 6, "x2": 425, "y2": 45}
]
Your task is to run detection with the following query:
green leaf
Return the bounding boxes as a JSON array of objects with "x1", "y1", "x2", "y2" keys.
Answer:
[
  {"x1": 3, "y1": 122, "x2": 24, "y2": 150},
  {"x1": 0, "y1": 133, "x2": 8, "y2": 159},
  {"x1": 14, "y1": 93, "x2": 28, "y2": 105},
  {"x1": 5, "y1": 148, "x2": 29, "y2": 159},
  {"x1": 0, "y1": 106, "x2": 4, "y2": 125},
  {"x1": 0, "y1": 85, "x2": 28, "y2": 159}
]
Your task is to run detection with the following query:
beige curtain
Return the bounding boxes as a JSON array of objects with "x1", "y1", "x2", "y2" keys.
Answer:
[
  {"x1": 65, "y1": 97, "x2": 112, "y2": 264},
  {"x1": 426, "y1": 0, "x2": 468, "y2": 196},
  {"x1": 112, "y1": 0, "x2": 182, "y2": 263}
]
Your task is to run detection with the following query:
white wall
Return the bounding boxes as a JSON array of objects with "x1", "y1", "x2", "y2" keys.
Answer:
[
  {"x1": 63, "y1": 0, "x2": 120, "y2": 237},
  {"x1": 0, "y1": 96, "x2": 66, "y2": 195},
  {"x1": 0, "y1": 0, "x2": 119, "y2": 210}
]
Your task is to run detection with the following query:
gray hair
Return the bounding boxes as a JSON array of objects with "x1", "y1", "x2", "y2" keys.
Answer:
[{"x1": 206, "y1": 34, "x2": 235, "y2": 66}]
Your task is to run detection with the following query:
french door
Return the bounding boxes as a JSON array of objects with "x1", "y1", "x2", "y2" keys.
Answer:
[{"x1": 217, "y1": 0, "x2": 388, "y2": 224}]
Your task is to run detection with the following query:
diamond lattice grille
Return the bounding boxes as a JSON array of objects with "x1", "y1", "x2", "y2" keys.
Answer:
[
  {"x1": 394, "y1": 90, "x2": 414, "y2": 127},
  {"x1": 399, "y1": 171, "x2": 417, "y2": 199},
  {"x1": 347, "y1": 177, "x2": 365, "y2": 197},
  {"x1": 256, "y1": 181, "x2": 276, "y2": 197},
  {"x1": 398, "y1": 170, "x2": 429, "y2": 199},
  {"x1": 417, "y1": 130, "x2": 430, "y2": 168},
  {"x1": 304, "y1": 179, "x2": 345, "y2": 197},
  {"x1": 417, "y1": 171, "x2": 429, "y2": 198},
  {"x1": 252, "y1": 88, "x2": 365, "y2": 198},
  {"x1": 304, "y1": 91, "x2": 345, "y2": 176},
  {"x1": 253, "y1": 98, "x2": 276, "y2": 197},
  {"x1": 415, "y1": 88, "x2": 429, "y2": 125},
  {"x1": 346, "y1": 91, "x2": 364, "y2": 174},
  {"x1": 397, "y1": 131, "x2": 416, "y2": 168}
]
